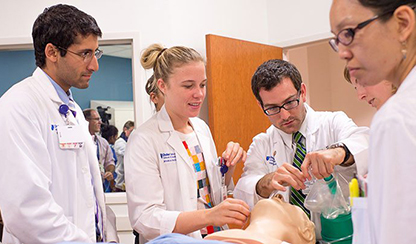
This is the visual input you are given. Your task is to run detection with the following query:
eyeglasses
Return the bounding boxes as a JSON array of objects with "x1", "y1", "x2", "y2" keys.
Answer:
[
  {"x1": 57, "y1": 46, "x2": 103, "y2": 62},
  {"x1": 329, "y1": 14, "x2": 383, "y2": 52},
  {"x1": 263, "y1": 91, "x2": 301, "y2": 116},
  {"x1": 329, "y1": 5, "x2": 416, "y2": 52},
  {"x1": 88, "y1": 117, "x2": 102, "y2": 122}
]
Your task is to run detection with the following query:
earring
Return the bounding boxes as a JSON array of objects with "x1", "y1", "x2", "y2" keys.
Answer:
[{"x1": 401, "y1": 41, "x2": 407, "y2": 60}]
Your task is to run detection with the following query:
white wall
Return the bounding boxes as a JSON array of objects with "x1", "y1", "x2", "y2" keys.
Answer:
[
  {"x1": 267, "y1": 0, "x2": 333, "y2": 46},
  {"x1": 287, "y1": 41, "x2": 376, "y2": 127},
  {"x1": 0, "y1": 0, "x2": 270, "y2": 54},
  {"x1": 0, "y1": 0, "x2": 333, "y2": 54},
  {"x1": 0, "y1": 0, "x2": 333, "y2": 123}
]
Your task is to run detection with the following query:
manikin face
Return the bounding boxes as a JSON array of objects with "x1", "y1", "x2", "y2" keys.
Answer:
[
  {"x1": 158, "y1": 61, "x2": 206, "y2": 124},
  {"x1": 52, "y1": 34, "x2": 100, "y2": 92},
  {"x1": 330, "y1": 0, "x2": 402, "y2": 87},
  {"x1": 204, "y1": 195, "x2": 316, "y2": 244},
  {"x1": 259, "y1": 78, "x2": 307, "y2": 134},
  {"x1": 87, "y1": 110, "x2": 102, "y2": 134},
  {"x1": 351, "y1": 78, "x2": 395, "y2": 110}
]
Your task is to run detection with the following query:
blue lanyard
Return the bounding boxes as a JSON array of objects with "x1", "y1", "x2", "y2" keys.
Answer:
[{"x1": 95, "y1": 136, "x2": 100, "y2": 161}]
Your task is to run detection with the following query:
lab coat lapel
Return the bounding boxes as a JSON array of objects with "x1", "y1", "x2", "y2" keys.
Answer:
[
  {"x1": 32, "y1": 68, "x2": 64, "y2": 105},
  {"x1": 32, "y1": 67, "x2": 108, "y2": 239},
  {"x1": 191, "y1": 119, "x2": 220, "y2": 204},
  {"x1": 191, "y1": 119, "x2": 215, "y2": 174},
  {"x1": 31, "y1": 68, "x2": 78, "y2": 124},
  {"x1": 303, "y1": 104, "x2": 319, "y2": 152},
  {"x1": 84, "y1": 125, "x2": 108, "y2": 239},
  {"x1": 158, "y1": 106, "x2": 195, "y2": 172}
]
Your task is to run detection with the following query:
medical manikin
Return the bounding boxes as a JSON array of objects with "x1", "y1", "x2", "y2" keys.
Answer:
[{"x1": 205, "y1": 195, "x2": 315, "y2": 244}]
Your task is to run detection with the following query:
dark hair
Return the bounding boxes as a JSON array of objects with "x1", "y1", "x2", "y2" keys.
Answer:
[
  {"x1": 101, "y1": 124, "x2": 119, "y2": 142},
  {"x1": 32, "y1": 4, "x2": 102, "y2": 68},
  {"x1": 251, "y1": 59, "x2": 303, "y2": 106},
  {"x1": 358, "y1": 0, "x2": 416, "y2": 21}
]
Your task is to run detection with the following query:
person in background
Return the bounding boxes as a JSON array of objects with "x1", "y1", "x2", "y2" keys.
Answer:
[
  {"x1": 0, "y1": 4, "x2": 117, "y2": 242},
  {"x1": 343, "y1": 67, "x2": 396, "y2": 110},
  {"x1": 330, "y1": 1, "x2": 416, "y2": 242},
  {"x1": 84, "y1": 108, "x2": 116, "y2": 193},
  {"x1": 125, "y1": 44, "x2": 250, "y2": 242},
  {"x1": 101, "y1": 124, "x2": 119, "y2": 192},
  {"x1": 233, "y1": 59, "x2": 369, "y2": 239},
  {"x1": 101, "y1": 124, "x2": 119, "y2": 147},
  {"x1": 114, "y1": 120, "x2": 134, "y2": 192},
  {"x1": 146, "y1": 74, "x2": 165, "y2": 112}
]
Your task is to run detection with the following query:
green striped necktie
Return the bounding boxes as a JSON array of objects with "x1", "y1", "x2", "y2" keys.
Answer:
[{"x1": 290, "y1": 131, "x2": 311, "y2": 218}]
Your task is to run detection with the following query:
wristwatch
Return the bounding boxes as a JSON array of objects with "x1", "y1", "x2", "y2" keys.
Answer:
[{"x1": 326, "y1": 142, "x2": 352, "y2": 166}]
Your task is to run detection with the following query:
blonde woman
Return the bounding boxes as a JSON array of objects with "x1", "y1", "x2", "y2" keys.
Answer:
[
  {"x1": 343, "y1": 67, "x2": 396, "y2": 110},
  {"x1": 125, "y1": 44, "x2": 249, "y2": 242}
]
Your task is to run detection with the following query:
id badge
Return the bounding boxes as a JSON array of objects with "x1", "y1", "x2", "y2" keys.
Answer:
[{"x1": 57, "y1": 125, "x2": 85, "y2": 149}]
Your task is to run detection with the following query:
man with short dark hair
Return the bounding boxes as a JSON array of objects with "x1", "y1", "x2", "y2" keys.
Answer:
[
  {"x1": 234, "y1": 59, "x2": 369, "y2": 238},
  {"x1": 0, "y1": 4, "x2": 117, "y2": 243}
]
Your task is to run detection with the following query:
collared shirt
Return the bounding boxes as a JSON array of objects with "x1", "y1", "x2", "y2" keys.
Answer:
[
  {"x1": 94, "y1": 134, "x2": 116, "y2": 172},
  {"x1": 41, "y1": 69, "x2": 74, "y2": 105}
]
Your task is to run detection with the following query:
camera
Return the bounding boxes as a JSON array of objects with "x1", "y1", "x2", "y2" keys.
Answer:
[{"x1": 97, "y1": 106, "x2": 112, "y2": 125}]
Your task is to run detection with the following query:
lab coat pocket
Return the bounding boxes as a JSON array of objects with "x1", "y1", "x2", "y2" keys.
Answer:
[{"x1": 351, "y1": 197, "x2": 370, "y2": 244}]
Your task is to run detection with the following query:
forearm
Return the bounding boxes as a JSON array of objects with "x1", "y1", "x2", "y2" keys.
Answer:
[
  {"x1": 173, "y1": 209, "x2": 210, "y2": 235},
  {"x1": 341, "y1": 152, "x2": 355, "y2": 167},
  {"x1": 255, "y1": 172, "x2": 275, "y2": 198},
  {"x1": 331, "y1": 146, "x2": 355, "y2": 167}
]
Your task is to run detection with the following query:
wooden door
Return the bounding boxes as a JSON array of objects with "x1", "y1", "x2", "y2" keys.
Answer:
[{"x1": 206, "y1": 34, "x2": 283, "y2": 184}]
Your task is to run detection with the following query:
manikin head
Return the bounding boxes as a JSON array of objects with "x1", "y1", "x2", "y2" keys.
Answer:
[{"x1": 205, "y1": 195, "x2": 315, "y2": 244}]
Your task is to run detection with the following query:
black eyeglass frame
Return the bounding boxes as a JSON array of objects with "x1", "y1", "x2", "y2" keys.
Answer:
[
  {"x1": 329, "y1": 14, "x2": 384, "y2": 52},
  {"x1": 57, "y1": 46, "x2": 103, "y2": 62},
  {"x1": 263, "y1": 90, "x2": 301, "y2": 116},
  {"x1": 329, "y1": 5, "x2": 416, "y2": 52}
]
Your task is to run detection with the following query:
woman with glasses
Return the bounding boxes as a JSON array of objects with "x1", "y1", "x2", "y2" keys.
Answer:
[
  {"x1": 330, "y1": 1, "x2": 416, "y2": 243},
  {"x1": 124, "y1": 44, "x2": 250, "y2": 242}
]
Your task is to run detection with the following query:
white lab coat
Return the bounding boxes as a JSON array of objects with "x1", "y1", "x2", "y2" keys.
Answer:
[
  {"x1": 125, "y1": 106, "x2": 230, "y2": 241},
  {"x1": 234, "y1": 104, "x2": 369, "y2": 238},
  {"x1": 368, "y1": 66, "x2": 416, "y2": 244},
  {"x1": 0, "y1": 68, "x2": 117, "y2": 243},
  {"x1": 114, "y1": 137, "x2": 127, "y2": 190}
]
